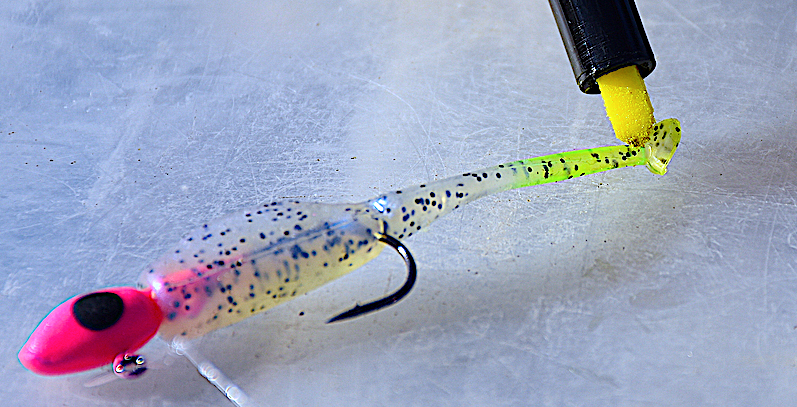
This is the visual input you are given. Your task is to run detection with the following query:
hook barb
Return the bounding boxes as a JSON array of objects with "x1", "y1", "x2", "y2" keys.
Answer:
[{"x1": 327, "y1": 234, "x2": 416, "y2": 323}]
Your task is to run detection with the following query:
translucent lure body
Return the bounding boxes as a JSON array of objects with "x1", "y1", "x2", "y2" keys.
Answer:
[{"x1": 141, "y1": 118, "x2": 681, "y2": 339}]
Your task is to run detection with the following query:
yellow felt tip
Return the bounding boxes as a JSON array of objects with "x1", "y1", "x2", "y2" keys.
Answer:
[{"x1": 596, "y1": 65, "x2": 656, "y2": 147}]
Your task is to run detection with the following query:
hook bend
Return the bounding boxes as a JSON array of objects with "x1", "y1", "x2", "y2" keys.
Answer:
[{"x1": 327, "y1": 234, "x2": 417, "y2": 323}]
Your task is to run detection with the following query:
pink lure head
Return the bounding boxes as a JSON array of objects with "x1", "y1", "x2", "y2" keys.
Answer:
[{"x1": 19, "y1": 287, "x2": 163, "y2": 376}]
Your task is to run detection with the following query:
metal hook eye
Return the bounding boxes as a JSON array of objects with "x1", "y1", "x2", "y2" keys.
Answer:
[{"x1": 113, "y1": 354, "x2": 147, "y2": 379}]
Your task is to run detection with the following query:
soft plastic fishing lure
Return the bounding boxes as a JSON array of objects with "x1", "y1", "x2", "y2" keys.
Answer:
[{"x1": 19, "y1": 119, "x2": 680, "y2": 381}]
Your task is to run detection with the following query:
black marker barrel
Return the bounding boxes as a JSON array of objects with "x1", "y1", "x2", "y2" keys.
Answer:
[{"x1": 549, "y1": 0, "x2": 656, "y2": 94}]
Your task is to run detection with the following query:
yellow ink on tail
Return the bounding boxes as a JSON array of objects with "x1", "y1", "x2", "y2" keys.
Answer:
[{"x1": 597, "y1": 65, "x2": 656, "y2": 147}]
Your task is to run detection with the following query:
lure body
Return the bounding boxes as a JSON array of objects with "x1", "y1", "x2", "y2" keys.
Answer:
[
  {"x1": 142, "y1": 202, "x2": 385, "y2": 339},
  {"x1": 144, "y1": 119, "x2": 681, "y2": 339},
  {"x1": 20, "y1": 119, "x2": 681, "y2": 375}
]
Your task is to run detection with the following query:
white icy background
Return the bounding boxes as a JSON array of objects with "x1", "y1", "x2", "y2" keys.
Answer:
[{"x1": 2, "y1": 0, "x2": 796, "y2": 405}]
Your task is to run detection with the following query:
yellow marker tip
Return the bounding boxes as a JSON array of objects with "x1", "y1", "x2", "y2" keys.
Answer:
[{"x1": 596, "y1": 65, "x2": 656, "y2": 147}]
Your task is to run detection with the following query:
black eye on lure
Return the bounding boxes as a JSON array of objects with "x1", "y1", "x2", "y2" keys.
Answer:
[{"x1": 19, "y1": 120, "x2": 680, "y2": 389}]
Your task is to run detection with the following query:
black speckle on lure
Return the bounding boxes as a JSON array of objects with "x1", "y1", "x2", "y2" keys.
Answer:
[{"x1": 139, "y1": 119, "x2": 681, "y2": 339}]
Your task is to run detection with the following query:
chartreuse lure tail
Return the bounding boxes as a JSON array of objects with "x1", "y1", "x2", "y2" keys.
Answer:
[{"x1": 369, "y1": 118, "x2": 681, "y2": 241}]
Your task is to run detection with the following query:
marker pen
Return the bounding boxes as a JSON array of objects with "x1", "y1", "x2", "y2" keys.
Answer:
[{"x1": 550, "y1": 0, "x2": 657, "y2": 146}]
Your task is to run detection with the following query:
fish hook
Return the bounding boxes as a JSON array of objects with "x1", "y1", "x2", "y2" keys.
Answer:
[{"x1": 327, "y1": 234, "x2": 417, "y2": 323}]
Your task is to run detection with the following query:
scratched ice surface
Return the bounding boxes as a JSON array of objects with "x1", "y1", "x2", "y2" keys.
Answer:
[{"x1": 3, "y1": 0, "x2": 797, "y2": 405}]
